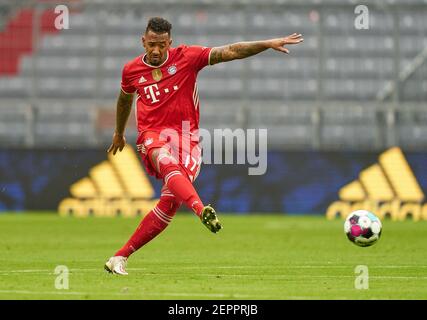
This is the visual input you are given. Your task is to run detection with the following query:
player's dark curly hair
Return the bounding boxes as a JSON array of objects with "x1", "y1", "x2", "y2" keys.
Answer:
[{"x1": 146, "y1": 17, "x2": 172, "y2": 35}]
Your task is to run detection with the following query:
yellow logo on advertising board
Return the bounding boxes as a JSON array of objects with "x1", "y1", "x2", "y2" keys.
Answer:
[
  {"x1": 58, "y1": 145, "x2": 158, "y2": 217},
  {"x1": 326, "y1": 147, "x2": 427, "y2": 221}
]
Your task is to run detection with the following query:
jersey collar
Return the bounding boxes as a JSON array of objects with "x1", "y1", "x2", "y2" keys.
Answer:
[{"x1": 141, "y1": 51, "x2": 170, "y2": 68}]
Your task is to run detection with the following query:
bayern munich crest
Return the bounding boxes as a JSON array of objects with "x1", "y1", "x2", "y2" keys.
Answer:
[{"x1": 167, "y1": 65, "x2": 177, "y2": 75}]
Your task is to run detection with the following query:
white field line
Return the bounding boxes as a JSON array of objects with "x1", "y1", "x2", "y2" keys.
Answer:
[
  {"x1": 0, "y1": 269, "x2": 51, "y2": 273},
  {"x1": 0, "y1": 290, "x2": 86, "y2": 296},
  {"x1": 172, "y1": 265, "x2": 427, "y2": 269},
  {"x1": 1, "y1": 265, "x2": 427, "y2": 274},
  {"x1": 0, "y1": 290, "x2": 408, "y2": 300},
  {"x1": 0, "y1": 269, "x2": 426, "y2": 280},
  {"x1": 0, "y1": 289, "x2": 252, "y2": 298}
]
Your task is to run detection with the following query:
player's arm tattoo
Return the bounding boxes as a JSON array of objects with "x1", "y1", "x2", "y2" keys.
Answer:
[
  {"x1": 209, "y1": 34, "x2": 303, "y2": 65},
  {"x1": 209, "y1": 41, "x2": 270, "y2": 65},
  {"x1": 115, "y1": 90, "x2": 134, "y2": 135}
]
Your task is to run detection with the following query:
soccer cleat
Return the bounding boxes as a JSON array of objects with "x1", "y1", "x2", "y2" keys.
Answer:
[
  {"x1": 200, "y1": 205, "x2": 222, "y2": 233},
  {"x1": 104, "y1": 256, "x2": 128, "y2": 275}
]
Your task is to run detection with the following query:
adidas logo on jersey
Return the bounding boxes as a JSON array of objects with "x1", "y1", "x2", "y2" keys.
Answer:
[
  {"x1": 326, "y1": 147, "x2": 427, "y2": 221},
  {"x1": 139, "y1": 75, "x2": 147, "y2": 84},
  {"x1": 138, "y1": 76, "x2": 147, "y2": 83}
]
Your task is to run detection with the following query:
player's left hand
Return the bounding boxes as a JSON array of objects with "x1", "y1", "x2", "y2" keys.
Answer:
[{"x1": 269, "y1": 33, "x2": 304, "y2": 54}]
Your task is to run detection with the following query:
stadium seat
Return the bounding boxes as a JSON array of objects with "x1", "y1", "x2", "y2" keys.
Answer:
[
  {"x1": 197, "y1": 78, "x2": 243, "y2": 99},
  {"x1": 267, "y1": 125, "x2": 314, "y2": 149},
  {"x1": 0, "y1": 103, "x2": 30, "y2": 144},
  {"x1": 320, "y1": 124, "x2": 379, "y2": 150},
  {"x1": 397, "y1": 123, "x2": 427, "y2": 149},
  {"x1": 0, "y1": 76, "x2": 31, "y2": 98},
  {"x1": 322, "y1": 107, "x2": 378, "y2": 124},
  {"x1": 200, "y1": 100, "x2": 244, "y2": 131}
]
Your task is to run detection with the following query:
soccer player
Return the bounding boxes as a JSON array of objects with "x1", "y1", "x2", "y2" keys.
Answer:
[{"x1": 104, "y1": 17, "x2": 303, "y2": 275}]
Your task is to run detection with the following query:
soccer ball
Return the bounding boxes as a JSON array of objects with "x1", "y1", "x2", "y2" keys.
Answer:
[{"x1": 344, "y1": 210, "x2": 382, "y2": 247}]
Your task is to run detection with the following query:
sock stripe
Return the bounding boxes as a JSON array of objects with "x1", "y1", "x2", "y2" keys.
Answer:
[
  {"x1": 154, "y1": 206, "x2": 171, "y2": 220},
  {"x1": 152, "y1": 208, "x2": 171, "y2": 225},
  {"x1": 160, "y1": 186, "x2": 174, "y2": 197},
  {"x1": 164, "y1": 170, "x2": 181, "y2": 180},
  {"x1": 153, "y1": 207, "x2": 172, "y2": 223},
  {"x1": 164, "y1": 171, "x2": 182, "y2": 185}
]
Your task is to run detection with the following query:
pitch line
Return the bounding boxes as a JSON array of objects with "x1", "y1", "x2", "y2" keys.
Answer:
[
  {"x1": 0, "y1": 290, "x2": 86, "y2": 296},
  {"x1": 1, "y1": 269, "x2": 426, "y2": 280},
  {"x1": 0, "y1": 289, "x2": 252, "y2": 298},
  {"x1": 0, "y1": 269, "x2": 51, "y2": 273},
  {"x1": 0, "y1": 290, "x2": 409, "y2": 300},
  {"x1": 2, "y1": 265, "x2": 427, "y2": 272},
  {"x1": 1, "y1": 265, "x2": 427, "y2": 274},
  {"x1": 153, "y1": 265, "x2": 427, "y2": 269}
]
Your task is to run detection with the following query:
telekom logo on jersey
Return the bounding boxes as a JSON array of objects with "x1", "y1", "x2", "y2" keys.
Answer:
[{"x1": 144, "y1": 83, "x2": 179, "y2": 103}]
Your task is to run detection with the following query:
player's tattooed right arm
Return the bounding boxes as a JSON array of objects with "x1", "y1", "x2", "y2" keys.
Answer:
[{"x1": 209, "y1": 33, "x2": 303, "y2": 65}]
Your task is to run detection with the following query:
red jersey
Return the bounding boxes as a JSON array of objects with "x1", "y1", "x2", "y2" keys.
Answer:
[{"x1": 121, "y1": 45, "x2": 212, "y2": 135}]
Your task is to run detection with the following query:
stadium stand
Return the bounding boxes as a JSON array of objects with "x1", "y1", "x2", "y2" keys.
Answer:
[{"x1": 0, "y1": 0, "x2": 426, "y2": 150}]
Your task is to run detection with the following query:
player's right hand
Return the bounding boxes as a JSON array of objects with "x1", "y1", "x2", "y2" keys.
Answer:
[{"x1": 107, "y1": 132, "x2": 126, "y2": 155}]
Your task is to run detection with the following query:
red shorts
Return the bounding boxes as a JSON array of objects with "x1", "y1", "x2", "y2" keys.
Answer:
[{"x1": 136, "y1": 130, "x2": 202, "y2": 182}]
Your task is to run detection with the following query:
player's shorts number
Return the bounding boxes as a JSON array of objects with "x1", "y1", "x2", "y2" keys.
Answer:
[{"x1": 184, "y1": 154, "x2": 202, "y2": 182}]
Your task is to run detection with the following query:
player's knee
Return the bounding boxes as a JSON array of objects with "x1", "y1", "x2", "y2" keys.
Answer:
[{"x1": 149, "y1": 147, "x2": 180, "y2": 177}]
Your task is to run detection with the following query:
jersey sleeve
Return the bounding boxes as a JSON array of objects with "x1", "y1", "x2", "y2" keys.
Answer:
[
  {"x1": 184, "y1": 45, "x2": 212, "y2": 72},
  {"x1": 120, "y1": 63, "x2": 136, "y2": 94}
]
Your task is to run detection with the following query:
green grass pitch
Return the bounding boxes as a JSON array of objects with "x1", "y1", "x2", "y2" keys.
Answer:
[{"x1": 0, "y1": 213, "x2": 426, "y2": 300}]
